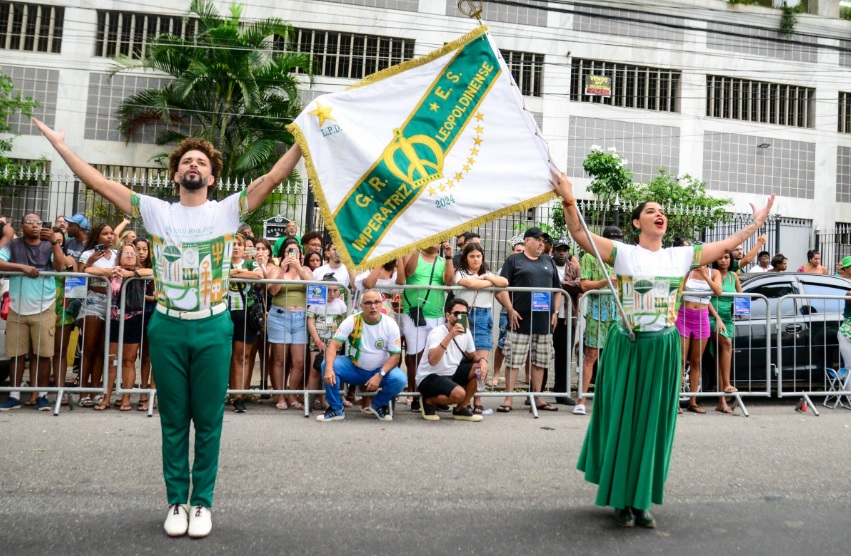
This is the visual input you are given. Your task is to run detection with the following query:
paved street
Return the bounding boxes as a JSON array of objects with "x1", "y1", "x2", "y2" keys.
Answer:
[{"x1": 1, "y1": 398, "x2": 849, "y2": 555}]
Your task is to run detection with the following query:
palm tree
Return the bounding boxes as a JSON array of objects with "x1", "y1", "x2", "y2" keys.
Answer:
[{"x1": 111, "y1": 0, "x2": 314, "y2": 180}]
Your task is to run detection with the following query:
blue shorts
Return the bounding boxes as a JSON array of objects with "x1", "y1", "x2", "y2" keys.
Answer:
[
  {"x1": 266, "y1": 307, "x2": 307, "y2": 344},
  {"x1": 469, "y1": 306, "x2": 493, "y2": 351},
  {"x1": 496, "y1": 312, "x2": 508, "y2": 350}
]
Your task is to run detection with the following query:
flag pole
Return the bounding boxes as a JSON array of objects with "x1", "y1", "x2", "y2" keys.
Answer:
[{"x1": 457, "y1": 0, "x2": 484, "y2": 23}]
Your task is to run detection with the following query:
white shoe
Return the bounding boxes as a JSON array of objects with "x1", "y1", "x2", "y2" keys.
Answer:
[
  {"x1": 572, "y1": 404, "x2": 587, "y2": 415},
  {"x1": 188, "y1": 505, "x2": 212, "y2": 538},
  {"x1": 163, "y1": 504, "x2": 189, "y2": 537}
]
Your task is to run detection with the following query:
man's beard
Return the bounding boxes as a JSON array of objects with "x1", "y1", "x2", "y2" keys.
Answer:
[{"x1": 180, "y1": 172, "x2": 207, "y2": 191}]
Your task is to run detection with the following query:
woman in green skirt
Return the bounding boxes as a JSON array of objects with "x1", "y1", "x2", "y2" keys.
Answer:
[{"x1": 550, "y1": 169, "x2": 774, "y2": 529}]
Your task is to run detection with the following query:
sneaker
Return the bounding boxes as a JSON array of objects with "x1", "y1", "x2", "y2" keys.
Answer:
[
  {"x1": 555, "y1": 396, "x2": 577, "y2": 406},
  {"x1": 0, "y1": 398, "x2": 22, "y2": 411},
  {"x1": 573, "y1": 404, "x2": 587, "y2": 415},
  {"x1": 366, "y1": 405, "x2": 393, "y2": 421},
  {"x1": 188, "y1": 505, "x2": 212, "y2": 538},
  {"x1": 452, "y1": 406, "x2": 483, "y2": 422},
  {"x1": 316, "y1": 407, "x2": 345, "y2": 422},
  {"x1": 36, "y1": 396, "x2": 51, "y2": 411},
  {"x1": 420, "y1": 400, "x2": 439, "y2": 421},
  {"x1": 435, "y1": 404, "x2": 451, "y2": 412},
  {"x1": 233, "y1": 398, "x2": 247, "y2": 413},
  {"x1": 163, "y1": 504, "x2": 189, "y2": 537},
  {"x1": 410, "y1": 398, "x2": 421, "y2": 412}
]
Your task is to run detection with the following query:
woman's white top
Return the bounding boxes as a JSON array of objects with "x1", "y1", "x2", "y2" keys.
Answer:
[{"x1": 682, "y1": 268, "x2": 713, "y2": 305}]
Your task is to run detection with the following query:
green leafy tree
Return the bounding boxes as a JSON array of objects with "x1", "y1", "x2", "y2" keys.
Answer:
[
  {"x1": 111, "y1": 0, "x2": 314, "y2": 181},
  {"x1": 0, "y1": 71, "x2": 42, "y2": 184}
]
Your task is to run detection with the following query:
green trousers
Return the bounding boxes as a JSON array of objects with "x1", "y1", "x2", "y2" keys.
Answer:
[{"x1": 148, "y1": 310, "x2": 233, "y2": 508}]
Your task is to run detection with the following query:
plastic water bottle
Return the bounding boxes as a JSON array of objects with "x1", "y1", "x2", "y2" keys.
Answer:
[{"x1": 475, "y1": 366, "x2": 484, "y2": 392}]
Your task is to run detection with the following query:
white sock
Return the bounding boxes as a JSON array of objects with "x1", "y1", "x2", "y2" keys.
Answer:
[
  {"x1": 39, "y1": 391, "x2": 48, "y2": 398},
  {"x1": 9, "y1": 392, "x2": 20, "y2": 400}
]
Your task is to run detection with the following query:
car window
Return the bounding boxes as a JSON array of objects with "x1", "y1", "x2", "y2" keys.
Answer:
[
  {"x1": 743, "y1": 281, "x2": 798, "y2": 318},
  {"x1": 800, "y1": 282, "x2": 850, "y2": 316}
]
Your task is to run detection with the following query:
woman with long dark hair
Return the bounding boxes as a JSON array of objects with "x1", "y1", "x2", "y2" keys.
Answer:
[
  {"x1": 709, "y1": 252, "x2": 743, "y2": 414},
  {"x1": 797, "y1": 249, "x2": 828, "y2": 274},
  {"x1": 134, "y1": 237, "x2": 155, "y2": 411},
  {"x1": 551, "y1": 168, "x2": 773, "y2": 529}
]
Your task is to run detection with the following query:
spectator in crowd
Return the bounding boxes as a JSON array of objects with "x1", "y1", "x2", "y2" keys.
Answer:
[
  {"x1": 267, "y1": 237, "x2": 312, "y2": 410},
  {"x1": 300, "y1": 231, "x2": 323, "y2": 258},
  {"x1": 750, "y1": 251, "x2": 773, "y2": 273},
  {"x1": 489, "y1": 238, "x2": 526, "y2": 389},
  {"x1": 54, "y1": 216, "x2": 68, "y2": 235},
  {"x1": 111, "y1": 217, "x2": 131, "y2": 248},
  {"x1": 316, "y1": 288, "x2": 406, "y2": 422},
  {"x1": 542, "y1": 233, "x2": 553, "y2": 255},
  {"x1": 549, "y1": 237, "x2": 581, "y2": 406},
  {"x1": 76, "y1": 223, "x2": 117, "y2": 408},
  {"x1": 836, "y1": 257, "x2": 851, "y2": 375},
  {"x1": 249, "y1": 238, "x2": 275, "y2": 397},
  {"x1": 227, "y1": 233, "x2": 263, "y2": 414},
  {"x1": 236, "y1": 223, "x2": 254, "y2": 241},
  {"x1": 552, "y1": 168, "x2": 773, "y2": 529},
  {"x1": 273, "y1": 220, "x2": 301, "y2": 254},
  {"x1": 36, "y1": 116, "x2": 302, "y2": 538},
  {"x1": 243, "y1": 236, "x2": 255, "y2": 260},
  {"x1": 672, "y1": 237, "x2": 691, "y2": 247},
  {"x1": 454, "y1": 242, "x2": 507, "y2": 414},
  {"x1": 769, "y1": 254, "x2": 788, "y2": 272},
  {"x1": 52, "y1": 226, "x2": 77, "y2": 406},
  {"x1": 306, "y1": 276, "x2": 348, "y2": 411},
  {"x1": 797, "y1": 249, "x2": 828, "y2": 274},
  {"x1": 400, "y1": 243, "x2": 453, "y2": 411},
  {"x1": 729, "y1": 234, "x2": 766, "y2": 273},
  {"x1": 496, "y1": 227, "x2": 562, "y2": 413},
  {"x1": 452, "y1": 231, "x2": 480, "y2": 268},
  {"x1": 576, "y1": 226, "x2": 622, "y2": 416},
  {"x1": 0, "y1": 214, "x2": 67, "y2": 411},
  {"x1": 87, "y1": 243, "x2": 152, "y2": 411},
  {"x1": 134, "y1": 237, "x2": 155, "y2": 411},
  {"x1": 303, "y1": 251, "x2": 323, "y2": 273},
  {"x1": 312, "y1": 242, "x2": 353, "y2": 288},
  {"x1": 676, "y1": 263, "x2": 722, "y2": 414},
  {"x1": 710, "y1": 252, "x2": 742, "y2": 414},
  {"x1": 416, "y1": 297, "x2": 488, "y2": 422},
  {"x1": 354, "y1": 258, "x2": 405, "y2": 318},
  {"x1": 63, "y1": 213, "x2": 90, "y2": 267}
]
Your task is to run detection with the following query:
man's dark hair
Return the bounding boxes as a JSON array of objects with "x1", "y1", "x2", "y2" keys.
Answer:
[
  {"x1": 301, "y1": 230, "x2": 323, "y2": 248},
  {"x1": 771, "y1": 253, "x2": 787, "y2": 268},
  {"x1": 444, "y1": 296, "x2": 469, "y2": 314},
  {"x1": 167, "y1": 138, "x2": 223, "y2": 182},
  {"x1": 757, "y1": 250, "x2": 770, "y2": 259}
]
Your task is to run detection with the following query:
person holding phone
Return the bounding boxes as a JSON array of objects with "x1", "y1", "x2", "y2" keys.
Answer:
[
  {"x1": 415, "y1": 297, "x2": 488, "y2": 422},
  {"x1": 266, "y1": 237, "x2": 313, "y2": 410}
]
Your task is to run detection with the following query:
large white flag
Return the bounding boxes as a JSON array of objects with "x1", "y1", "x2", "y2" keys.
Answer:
[{"x1": 287, "y1": 26, "x2": 555, "y2": 269}]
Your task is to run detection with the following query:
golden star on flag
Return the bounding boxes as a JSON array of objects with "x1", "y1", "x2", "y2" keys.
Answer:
[
  {"x1": 429, "y1": 102, "x2": 439, "y2": 111},
  {"x1": 439, "y1": 184, "x2": 447, "y2": 192},
  {"x1": 475, "y1": 112, "x2": 484, "y2": 121},
  {"x1": 428, "y1": 186, "x2": 437, "y2": 195},
  {"x1": 447, "y1": 179, "x2": 455, "y2": 188},
  {"x1": 473, "y1": 137, "x2": 482, "y2": 146},
  {"x1": 475, "y1": 125, "x2": 483, "y2": 134},
  {"x1": 455, "y1": 172, "x2": 464, "y2": 181},
  {"x1": 467, "y1": 157, "x2": 475, "y2": 165},
  {"x1": 471, "y1": 147, "x2": 479, "y2": 156},
  {"x1": 309, "y1": 102, "x2": 334, "y2": 126},
  {"x1": 463, "y1": 164, "x2": 471, "y2": 172}
]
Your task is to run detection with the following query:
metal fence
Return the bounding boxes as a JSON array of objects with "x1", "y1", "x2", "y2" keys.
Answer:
[{"x1": 815, "y1": 222, "x2": 851, "y2": 274}]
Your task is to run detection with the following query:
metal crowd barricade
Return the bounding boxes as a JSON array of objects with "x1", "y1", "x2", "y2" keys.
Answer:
[
  {"x1": 0, "y1": 270, "x2": 112, "y2": 416},
  {"x1": 775, "y1": 294, "x2": 851, "y2": 417},
  {"x1": 576, "y1": 291, "x2": 771, "y2": 417},
  {"x1": 390, "y1": 283, "x2": 573, "y2": 419}
]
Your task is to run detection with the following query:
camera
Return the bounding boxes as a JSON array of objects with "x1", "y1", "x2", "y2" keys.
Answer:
[{"x1": 94, "y1": 244, "x2": 104, "y2": 251}]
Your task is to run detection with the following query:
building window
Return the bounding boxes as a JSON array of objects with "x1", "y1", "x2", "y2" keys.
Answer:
[
  {"x1": 840, "y1": 92, "x2": 851, "y2": 134},
  {"x1": 0, "y1": 1, "x2": 63, "y2": 53},
  {"x1": 706, "y1": 75, "x2": 813, "y2": 128},
  {"x1": 501, "y1": 50, "x2": 543, "y2": 98},
  {"x1": 570, "y1": 59, "x2": 679, "y2": 112},
  {"x1": 284, "y1": 29, "x2": 414, "y2": 79},
  {"x1": 94, "y1": 10, "x2": 200, "y2": 59}
]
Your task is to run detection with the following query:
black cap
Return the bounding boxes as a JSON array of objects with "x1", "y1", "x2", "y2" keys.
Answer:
[
  {"x1": 523, "y1": 227, "x2": 545, "y2": 239},
  {"x1": 553, "y1": 237, "x2": 570, "y2": 249}
]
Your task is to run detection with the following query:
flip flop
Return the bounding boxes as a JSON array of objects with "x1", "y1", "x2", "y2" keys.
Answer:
[
  {"x1": 723, "y1": 386, "x2": 738, "y2": 394},
  {"x1": 715, "y1": 406, "x2": 733, "y2": 414},
  {"x1": 496, "y1": 405, "x2": 512, "y2": 413},
  {"x1": 534, "y1": 403, "x2": 559, "y2": 412},
  {"x1": 93, "y1": 403, "x2": 110, "y2": 411},
  {"x1": 687, "y1": 405, "x2": 706, "y2": 414},
  {"x1": 119, "y1": 404, "x2": 132, "y2": 412}
]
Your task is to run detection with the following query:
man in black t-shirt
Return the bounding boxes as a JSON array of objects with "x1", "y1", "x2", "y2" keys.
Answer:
[{"x1": 496, "y1": 227, "x2": 562, "y2": 413}]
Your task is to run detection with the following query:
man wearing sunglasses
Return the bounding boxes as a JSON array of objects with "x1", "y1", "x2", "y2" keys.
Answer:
[
  {"x1": 317, "y1": 289, "x2": 406, "y2": 422},
  {"x1": 415, "y1": 297, "x2": 488, "y2": 422}
]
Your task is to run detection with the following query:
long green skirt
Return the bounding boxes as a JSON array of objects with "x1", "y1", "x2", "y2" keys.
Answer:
[{"x1": 576, "y1": 325, "x2": 682, "y2": 511}]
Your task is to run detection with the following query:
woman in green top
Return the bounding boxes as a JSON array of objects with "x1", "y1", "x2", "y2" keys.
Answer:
[
  {"x1": 227, "y1": 233, "x2": 263, "y2": 413},
  {"x1": 710, "y1": 252, "x2": 742, "y2": 414}
]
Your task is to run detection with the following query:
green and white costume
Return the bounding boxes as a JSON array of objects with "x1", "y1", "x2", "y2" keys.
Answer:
[
  {"x1": 577, "y1": 242, "x2": 701, "y2": 511},
  {"x1": 130, "y1": 189, "x2": 247, "y2": 508}
]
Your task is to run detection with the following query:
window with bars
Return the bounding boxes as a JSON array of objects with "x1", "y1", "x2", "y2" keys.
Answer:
[
  {"x1": 501, "y1": 49, "x2": 543, "y2": 97},
  {"x1": 281, "y1": 28, "x2": 414, "y2": 80},
  {"x1": 840, "y1": 92, "x2": 851, "y2": 134},
  {"x1": 706, "y1": 75, "x2": 814, "y2": 128},
  {"x1": 94, "y1": 10, "x2": 200, "y2": 59},
  {"x1": 570, "y1": 59, "x2": 679, "y2": 112},
  {"x1": 0, "y1": 1, "x2": 63, "y2": 53}
]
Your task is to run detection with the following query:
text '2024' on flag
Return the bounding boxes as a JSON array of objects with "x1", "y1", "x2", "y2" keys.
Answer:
[{"x1": 287, "y1": 25, "x2": 555, "y2": 270}]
